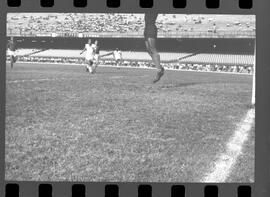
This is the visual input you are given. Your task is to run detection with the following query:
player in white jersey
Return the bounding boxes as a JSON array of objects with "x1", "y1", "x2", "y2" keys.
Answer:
[
  {"x1": 113, "y1": 48, "x2": 122, "y2": 67},
  {"x1": 80, "y1": 39, "x2": 95, "y2": 73},
  {"x1": 100, "y1": 48, "x2": 122, "y2": 68}
]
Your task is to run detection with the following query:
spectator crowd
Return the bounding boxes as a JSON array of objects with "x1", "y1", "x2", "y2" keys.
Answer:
[{"x1": 7, "y1": 13, "x2": 255, "y2": 38}]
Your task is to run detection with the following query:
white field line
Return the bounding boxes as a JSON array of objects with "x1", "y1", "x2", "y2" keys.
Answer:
[
  {"x1": 7, "y1": 61, "x2": 252, "y2": 76},
  {"x1": 7, "y1": 78, "x2": 68, "y2": 84},
  {"x1": 202, "y1": 108, "x2": 255, "y2": 182}
]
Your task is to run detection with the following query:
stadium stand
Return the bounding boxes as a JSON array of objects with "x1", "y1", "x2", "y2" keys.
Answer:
[
  {"x1": 29, "y1": 49, "x2": 191, "y2": 62},
  {"x1": 121, "y1": 52, "x2": 191, "y2": 61},
  {"x1": 180, "y1": 53, "x2": 254, "y2": 65},
  {"x1": 7, "y1": 14, "x2": 255, "y2": 74},
  {"x1": 11, "y1": 48, "x2": 254, "y2": 74},
  {"x1": 7, "y1": 14, "x2": 255, "y2": 38}
]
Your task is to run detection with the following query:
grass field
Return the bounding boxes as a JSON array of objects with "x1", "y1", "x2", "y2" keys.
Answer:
[{"x1": 5, "y1": 62, "x2": 254, "y2": 182}]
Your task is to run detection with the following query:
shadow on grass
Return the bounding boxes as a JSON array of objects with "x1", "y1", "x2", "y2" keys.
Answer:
[{"x1": 160, "y1": 82, "x2": 202, "y2": 89}]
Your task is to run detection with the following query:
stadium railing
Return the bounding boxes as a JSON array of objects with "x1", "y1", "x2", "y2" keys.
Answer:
[{"x1": 10, "y1": 55, "x2": 253, "y2": 74}]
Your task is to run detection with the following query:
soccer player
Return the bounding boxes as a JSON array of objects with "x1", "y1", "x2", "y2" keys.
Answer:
[
  {"x1": 99, "y1": 48, "x2": 122, "y2": 68},
  {"x1": 113, "y1": 48, "x2": 122, "y2": 67},
  {"x1": 80, "y1": 39, "x2": 95, "y2": 73},
  {"x1": 144, "y1": 13, "x2": 164, "y2": 83},
  {"x1": 92, "y1": 40, "x2": 100, "y2": 73},
  {"x1": 7, "y1": 37, "x2": 17, "y2": 69}
]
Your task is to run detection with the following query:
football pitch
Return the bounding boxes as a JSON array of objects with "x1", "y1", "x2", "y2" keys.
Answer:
[{"x1": 5, "y1": 63, "x2": 254, "y2": 182}]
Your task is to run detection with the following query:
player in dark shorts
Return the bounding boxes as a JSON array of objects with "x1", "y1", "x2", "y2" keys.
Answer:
[
  {"x1": 144, "y1": 13, "x2": 164, "y2": 83},
  {"x1": 7, "y1": 37, "x2": 17, "y2": 69}
]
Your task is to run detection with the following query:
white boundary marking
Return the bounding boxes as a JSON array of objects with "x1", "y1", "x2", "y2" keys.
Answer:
[
  {"x1": 8, "y1": 61, "x2": 253, "y2": 76},
  {"x1": 202, "y1": 108, "x2": 255, "y2": 182},
  {"x1": 7, "y1": 78, "x2": 68, "y2": 84}
]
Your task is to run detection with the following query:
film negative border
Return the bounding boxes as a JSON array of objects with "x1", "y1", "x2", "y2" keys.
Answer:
[
  {"x1": 3, "y1": 0, "x2": 256, "y2": 14},
  {"x1": 7, "y1": 0, "x2": 254, "y2": 9},
  {"x1": 1, "y1": 0, "x2": 270, "y2": 197},
  {"x1": 5, "y1": 183, "x2": 252, "y2": 197}
]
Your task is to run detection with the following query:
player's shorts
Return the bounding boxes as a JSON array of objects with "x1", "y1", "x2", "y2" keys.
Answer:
[
  {"x1": 85, "y1": 54, "x2": 94, "y2": 61},
  {"x1": 88, "y1": 60, "x2": 94, "y2": 65},
  {"x1": 144, "y1": 24, "x2": 157, "y2": 40}
]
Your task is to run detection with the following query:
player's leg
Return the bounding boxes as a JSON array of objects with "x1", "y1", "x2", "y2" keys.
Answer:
[
  {"x1": 91, "y1": 63, "x2": 96, "y2": 74},
  {"x1": 10, "y1": 55, "x2": 14, "y2": 69},
  {"x1": 84, "y1": 58, "x2": 88, "y2": 72},
  {"x1": 85, "y1": 58, "x2": 90, "y2": 72},
  {"x1": 116, "y1": 59, "x2": 121, "y2": 69},
  {"x1": 93, "y1": 55, "x2": 99, "y2": 73},
  {"x1": 92, "y1": 55, "x2": 99, "y2": 73},
  {"x1": 115, "y1": 59, "x2": 118, "y2": 66},
  {"x1": 118, "y1": 59, "x2": 122, "y2": 66},
  {"x1": 89, "y1": 60, "x2": 94, "y2": 74},
  {"x1": 13, "y1": 53, "x2": 18, "y2": 63},
  {"x1": 144, "y1": 15, "x2": 164, "y2": 83},
  {"x1": 9, "y1": 50, "x2": 16, "y2": 69},
  {"x1": 145, "y1": 38, "x2": 164, "y2": 83}
]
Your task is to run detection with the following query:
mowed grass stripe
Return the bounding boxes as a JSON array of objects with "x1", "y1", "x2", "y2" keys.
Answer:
[{"x1": 5, "y1": 63, "x2": 253, "y2": 182}]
